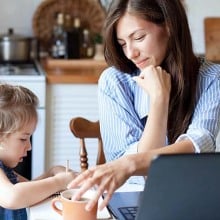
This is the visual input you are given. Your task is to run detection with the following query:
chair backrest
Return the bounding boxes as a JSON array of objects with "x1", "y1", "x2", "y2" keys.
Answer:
[
  {"x1": 69, "y1": 117, "x2": 106, "y2": 171},
  {"x1": 204, "y1": 17, "x2": 220, "y2": 63}
]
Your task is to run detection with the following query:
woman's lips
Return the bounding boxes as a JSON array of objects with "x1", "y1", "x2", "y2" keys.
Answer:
[{"x1": 135, "y1": 59, "x2": 148, "y2": 69}]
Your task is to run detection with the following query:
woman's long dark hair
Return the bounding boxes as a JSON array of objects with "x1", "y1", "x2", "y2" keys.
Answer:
[{"x1": 103, "y1": 0, "x2": 200, "y2": 144}]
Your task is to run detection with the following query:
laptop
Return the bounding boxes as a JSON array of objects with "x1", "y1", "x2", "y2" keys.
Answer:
[
  {"x1": 106, "y1": 190, "x2": 142, "y2": 219},
  {"x1": 106, "y1": 153, "x2": 220, "y2": 220}
]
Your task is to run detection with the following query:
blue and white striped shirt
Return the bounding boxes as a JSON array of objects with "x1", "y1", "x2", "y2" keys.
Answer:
[{"x1": 98, "y1": 58, "x2": 220, "y2": 163}]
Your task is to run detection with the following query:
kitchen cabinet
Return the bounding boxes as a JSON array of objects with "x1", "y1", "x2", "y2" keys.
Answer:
[
  {"x1": 44, "y1": 59, "x2": 107, "y2": 171},
  {"x1": 45, "y1": 84, "x2": 99, "y2": 171}
]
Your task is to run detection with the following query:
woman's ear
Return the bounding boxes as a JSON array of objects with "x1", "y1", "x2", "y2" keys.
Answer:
[
  {"x1": 162, "y1": 22, "x2": 170, "y2": 38},
  {"x1": 166, "y1": 25, "x2": 170, "y2": 37}
]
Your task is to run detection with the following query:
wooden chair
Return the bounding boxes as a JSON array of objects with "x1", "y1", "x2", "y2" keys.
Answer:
[{"x1": 69, "y1": 117, "x2": 106, "y2": 171}]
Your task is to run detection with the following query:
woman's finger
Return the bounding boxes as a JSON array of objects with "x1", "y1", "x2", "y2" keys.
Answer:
[
  {"x1": 85, "y1": 188, "x2": 103, "y2": 211},
  {"x1": 67, "y1": 168, "x2": 94, "y2": 188}
]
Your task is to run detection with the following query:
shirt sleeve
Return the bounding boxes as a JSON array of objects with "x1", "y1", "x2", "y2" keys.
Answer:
[
  {"x1": 98, "y1": 68, "x2": 145, "y2": 161},
  {"x1": 176, "y1": 73, "x2": 220, "y2": 152}
]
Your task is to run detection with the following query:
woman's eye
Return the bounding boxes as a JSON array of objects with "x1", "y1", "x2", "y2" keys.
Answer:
[
  {"x1": 118, "y1": 41, "x2": 126, "y2": 48},
  {"x1": 134, "y1": 35, "x2": 145, "y2": 41},
  {"x1": 121, "y1": 43, "x2": 126, "y2": 48}
]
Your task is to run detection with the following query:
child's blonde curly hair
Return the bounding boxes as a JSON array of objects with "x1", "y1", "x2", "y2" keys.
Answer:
[{"x1": 0, "y1": 83, "x2": 39, "y2": 138}]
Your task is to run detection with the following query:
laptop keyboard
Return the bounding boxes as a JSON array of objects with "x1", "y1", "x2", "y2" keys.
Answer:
[{"x1": 118, "y1": 206, "x2": 138, "y2": 220}]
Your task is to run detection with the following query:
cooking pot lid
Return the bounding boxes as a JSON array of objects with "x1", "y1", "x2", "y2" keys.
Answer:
[{"x1": 0, "y1": 28, "x2": 30, "y2": 41}]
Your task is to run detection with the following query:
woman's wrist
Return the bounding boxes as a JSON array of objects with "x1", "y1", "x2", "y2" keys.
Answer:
[
  {"x1": 150, "y1": 93, "x2": 169, "y2": 109},
  {"x1": 123, "y1": 154, "x2": 141, "y2": 177},
  {"x1": 125, "y1": 152, "x2": 154, "y2": 176}
]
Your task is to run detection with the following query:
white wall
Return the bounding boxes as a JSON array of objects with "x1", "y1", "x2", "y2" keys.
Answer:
[
  {"x1": 0, "y1": 0, "x2": 42, "y2": 36},
  {"x1": 185, "y1": 0, "x2": 220, "y2": 54}
]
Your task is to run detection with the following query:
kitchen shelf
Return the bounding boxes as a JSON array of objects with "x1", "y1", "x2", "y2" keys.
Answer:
[
  {"x1": 42, "y1": 58, "x2": 108, "y2": 84},
  {"x1": 45, "y1": 58, "x2": 107, "y2": 69}
]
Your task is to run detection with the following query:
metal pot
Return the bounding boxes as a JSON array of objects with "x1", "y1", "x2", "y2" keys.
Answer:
[{"x1": 0, "y1": 28, "x2": 33, "y2": 62}]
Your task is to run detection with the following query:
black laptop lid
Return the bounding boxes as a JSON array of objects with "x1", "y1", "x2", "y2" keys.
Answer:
[{"x1": 136, "y1": 153, "x2": 220, "y2": 220}]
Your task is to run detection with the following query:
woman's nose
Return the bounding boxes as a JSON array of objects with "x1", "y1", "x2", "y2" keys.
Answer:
[{"x1": 125, "y1": 44, "x2": 139, "y2": 60}]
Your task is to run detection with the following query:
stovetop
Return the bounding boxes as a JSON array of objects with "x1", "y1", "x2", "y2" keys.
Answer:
[{"x1": 0, "y1": 60, "x2": 44, "y2": 76}]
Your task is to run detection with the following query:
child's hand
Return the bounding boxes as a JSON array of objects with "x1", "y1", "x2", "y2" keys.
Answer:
[
  {"x1": 49, "y1": 165, "x2": 66, "y2": 176},
  {"x1": 54, "y1": 170, "x2": 79, "y2": 189}
]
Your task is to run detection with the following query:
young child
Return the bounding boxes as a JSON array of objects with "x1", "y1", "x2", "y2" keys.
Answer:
[{"x1": 0, "y1": 84, "x2": 77, "y2": 220}]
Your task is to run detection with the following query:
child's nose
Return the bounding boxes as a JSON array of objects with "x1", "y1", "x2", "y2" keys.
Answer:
[{"x1": 26, "y1": 141, "x2": 32, "y2": 151}]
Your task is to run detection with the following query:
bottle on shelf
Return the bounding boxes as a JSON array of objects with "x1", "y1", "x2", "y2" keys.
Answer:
[
  {"x1": 51, "y1": 13, "x2": 67, "y2": 59},
  {"x1": 64, "y1": 14, "x2": 72, "y2": 32},
  {"x1": 80, "y1": 29, "x2": 95, "y2": 59},
  {"x1": 66, "y1": 17, "x2": 82, "y2": 59}
]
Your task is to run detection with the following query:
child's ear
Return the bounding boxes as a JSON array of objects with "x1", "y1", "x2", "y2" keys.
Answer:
[{"x1": 0, "y1": 141, "x2": 5, "y2": 150}]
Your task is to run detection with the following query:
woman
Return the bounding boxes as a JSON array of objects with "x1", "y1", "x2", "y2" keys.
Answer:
[{"x1": 68, "y1": 0, "x2": 220, "y2": 211}]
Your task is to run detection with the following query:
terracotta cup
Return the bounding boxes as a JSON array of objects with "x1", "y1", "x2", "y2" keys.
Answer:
[{"x1": 51, "y1": 189, "x2": 98, "y2": 220}]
